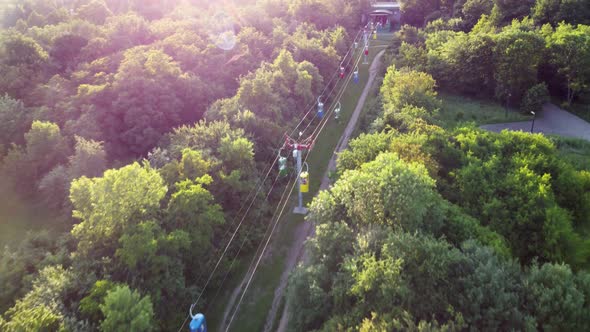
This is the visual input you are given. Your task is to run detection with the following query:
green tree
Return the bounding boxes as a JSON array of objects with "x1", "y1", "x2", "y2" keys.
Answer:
[
  {"x1": 178, "y1": 148, "x2": 212, "y2": 181},
  {"x1": 451, "y1": 128, "x2": 585, "y2": 264},
  {"x1": 104, "y1": 47, "x2": 203, "y2": 156},
  {"x1": 312, "y1": 153, "x2": 442, "y2": 233},
  {"x1": 38, "y1": 164, "x2": 69, "y2": 210},
  {"x1": 545, "y1": 23, "x2": 590, "y2": 105},
  {"x1": 1, "y1": 120, "x2": 69, "y2": 196},
  {"x1": 68, "y1": 136, "x2": 107, "y2": 180},
  {"x1": 525, "y1": 263, "x2": 588, "y2": 330},
  {"x1": 288, "y1": 0, "x2": 335, "y2": 30},
  {"x1": 399, "y1": 0, "x2": 441, "y2": 26},
  {"x1": 76, "y1": 0, "x2": 112, "y2": 24},
  {"x1": 494, "y1": 0, "x2": 536, "y2": 22},
  {"x1": 380, "y1": 66, "x2": 440, "y2": 114},
  {"x1": 395, "y1": 42, "x2": 428, "y2": 72},
  {"x1": 70, "y1": 162, "x2": 167, "y2": 257},
  {"x1": 287, "y1": 264, "x2": 333, "y2": 331},
  {"x1": 0, "y1": 31, "x2": 48, "y2": 68},
  {"x1": 427, "y1": 31, "x2": 496, "y2": 96},
  {"x1": 116, "y1": 221, "x2": 160, "y2": 271},
  {"x1": 2, "y1": 265, "x2": 72, "y2": 331},
  {"x1": 494, "y1": 20, "x2": 545, "y2": 103},
  {"x1": 531, "y1": 0, "x2": 561, "y2": 25},
  {"x1": 0, "y1": 231, "x2": 60, "y2": 313},
  {"x1": 307, "y1": 222, "x2": 355, "y2": 272},
  {"x1": 50, "y1": 34, "x2": 88, "y2": 72},
  {"x1": 24, "y1": 121, "x2": 69, "y2": 177},
  {"x1": 0, "y1": 32, "x2": 48, "y2": 101},
  {"x1": 103, "y1": 13, "x2": 153, "y2": 54},
  {"x1": 462, "y1": 0, "x2": 494, "y2": 28},
  {"x1": 380, "y1": 233, "x2": 464, "y2": 321},
  {"x1": 555, "y1": 0, "x2": 590, "y2": 25},
  {"x1": 337, "y1": 131, "x2": 394, "y2": 174},
  {"x1": 0, "y1": 95, "x2": 30, "y2": 146},
  {"x1": 166, "y1": 175, "x2": 224, "y2": 250},
  {"x1": 80, "y1": 280, "x2": 117, "y2": 323},
  {"x1": 455, "y1": 241, "x2": 526, "y2": 329},
  {"x1": 100, "y1": 285, "x2": 154, "y2": 332},
  {"x1": 521, "y1": 83, "x2": 549, "y2": 114}
]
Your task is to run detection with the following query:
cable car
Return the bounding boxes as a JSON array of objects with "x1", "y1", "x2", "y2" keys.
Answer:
[
  {"x1": 278, "y1": 149, "x2": 288, "y2": 177},
  {"x1": 189, "y1": 305, "x2": 207, "y2": 332},
  {"x1": 299, "y1": 162, "x2": 309, "y2": 193},
  {"x1": 317, "y1": 97, "x2": 324, "y2": 119},
  {"x1": 334, "y1": 101, "x2": 341, "y2": 120}
]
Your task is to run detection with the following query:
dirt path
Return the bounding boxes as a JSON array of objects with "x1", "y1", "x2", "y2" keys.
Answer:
[
  {"x1": 480, "y1": 103, "x2": 590, "y2": 141},
  {"x1": 217, "y1": 258, "x2": 252, "y2": 332},
  {"x1": 271, "y1": 49, "x2": 386, "y2": 332}
]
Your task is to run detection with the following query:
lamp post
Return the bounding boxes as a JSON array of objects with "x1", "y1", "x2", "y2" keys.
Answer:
[
  {"x1": 530, "y1": 111, "x2": 536, "y2": 133},
  {"x1": 505, "y1": 92, "x2": 511, "y2": 118}
]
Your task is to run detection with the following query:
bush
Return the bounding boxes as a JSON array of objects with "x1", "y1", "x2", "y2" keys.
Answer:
[{"x1": 521, "y1": 83, "x2": 549, "y2": 114}]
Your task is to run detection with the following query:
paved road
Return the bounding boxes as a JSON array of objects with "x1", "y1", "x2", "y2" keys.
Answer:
[
  {"x1": 481, "y1": 103, "x2": 590, "y2": 141},
  {"x1": 272, "y1": 49, "x2": 386, "y2": 332}
]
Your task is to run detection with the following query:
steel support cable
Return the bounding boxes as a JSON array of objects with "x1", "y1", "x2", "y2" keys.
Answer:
[
  {"x1": 178, "y1": 28, "x2": 364, "y2": 332},
  {"x1": 298, "y1": 41, "x2": 360, "y2": 136},
  {"x1": 298, "y1": 42, "x2": 360, "y2": 136},
  {"x1": 178, "y1": 52, "x2": 346, "y2": 331},
  {"x1": 306, "y1": 47, "x2": 364, "y2": 141},
  {"x1": 298, "y1": 79, "x2": 341, "y2": 135},
  {"x1": 224, "y1": 170, "x2": 300, "y2": 332},
  {"x1": 181, "y1": 41, "x2": 358, "y2": 296},
  {"x1": 224, "y1": 49, "x2": 364, "y2": 330},
  {"x1": 207, "y1": 171, "x2": 283, "y2": 310},
  {"x1": 177, "y1": 153, "x2": 281, "y2": 332},
  {"x1": 201, "y1": 37, "x2": 359, "y2": 270},
  {"x1": 288, "y1": 29, "x2": 362, "y2": 138},
  {"x1": 187, "y1": 151, "x2": 279, "y2": 290},
  {"x1": 300, "y1": 43, "x2": 363, "y2": 138}
]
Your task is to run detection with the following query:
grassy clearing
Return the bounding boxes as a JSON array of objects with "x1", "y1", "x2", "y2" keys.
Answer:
[
  {"x1": 205, "y1": 247, "x2": 258, "y2": 329},
  {"x1": 551, "y1": 94, "x2": 590, "y2": 124},
  {"x1": 351, "y1": 74, "x2": 383, "y2": 138},
  {"x1": 550, "y1": 135, "x2": 590, "y2": 171},
  {"x1": 437, "y1": 93, "x2": 529, "y2": 129},
  {"x1": 216, "y1": 38, "x2": 391, "y2": 332},
  {"x1": 567, "y1": 102, "x2": 590, "y2": 124}
]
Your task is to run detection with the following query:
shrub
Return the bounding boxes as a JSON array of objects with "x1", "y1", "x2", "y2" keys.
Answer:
[{"x1": 521, "y1": 83, "x2": 549, "y2": 114}]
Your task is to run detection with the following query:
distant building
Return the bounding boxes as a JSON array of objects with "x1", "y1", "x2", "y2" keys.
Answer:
[{"x1": 366, "y1": 0, "x2": 401, "y2": 31}]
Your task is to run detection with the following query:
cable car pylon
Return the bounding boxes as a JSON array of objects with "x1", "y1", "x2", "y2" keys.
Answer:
[{"x1": 282, "y1": 133, "x2": 314, "y2": 214}]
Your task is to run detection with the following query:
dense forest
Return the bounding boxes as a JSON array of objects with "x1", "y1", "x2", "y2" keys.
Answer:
[
  {"x1": 0, "y1": 0, "x2": 590, "y2": 331},
  {"x1": 0, "y1": 0, "x2": 364, "y2": 330},
  {"x1": 286, "y1": 0, "x2": 590, "y2": 331}
]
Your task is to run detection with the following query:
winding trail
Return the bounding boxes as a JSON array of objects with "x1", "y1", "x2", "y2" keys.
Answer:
[
  {"x1": 271, "y1": 49, "x2": 386, "y2": 332},
  {"x1": 480, "y1": 103, "x2": 590, "y2": 141}
]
